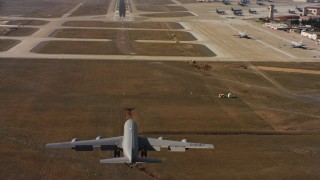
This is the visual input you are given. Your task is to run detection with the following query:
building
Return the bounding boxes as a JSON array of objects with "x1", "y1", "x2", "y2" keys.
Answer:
[
  {"x1": 304, "y1": 6, "x2": 320, "y2": 15},
  {"x1": 263, "y1": 23, "x2": 289, "y2": 30},
  {"x1": 275, "y1": 15, "x2": 300, "y2": 21},
  {"x1": 301, "y1": 30, "x2": 320, "y2": 40},
  {"x1": 294, "y1": 0, "x2": 320, "y2": 2}
]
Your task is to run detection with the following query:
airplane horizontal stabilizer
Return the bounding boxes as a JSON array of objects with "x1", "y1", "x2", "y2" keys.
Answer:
[
  {"x1": 100, "y1": 157, "x2": 130, "y2": 163},
  {"x1": 134, "y1": 157, "x2": 162, "y2": 163}
]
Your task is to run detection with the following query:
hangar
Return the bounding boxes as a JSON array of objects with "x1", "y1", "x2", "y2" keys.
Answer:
[{"x1": 303, "y1": 6, "x2": 320, "y2": 15}]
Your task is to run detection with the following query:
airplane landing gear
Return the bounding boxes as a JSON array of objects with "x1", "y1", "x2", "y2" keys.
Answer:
[
  {"x1": 114, "y1": 149, "x2": 121, "y2": 157},
  {"x1": 141, "y1": 149, "x2": 147, "y2": 157}
]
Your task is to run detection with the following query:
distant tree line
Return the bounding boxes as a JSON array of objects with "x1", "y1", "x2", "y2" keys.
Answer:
[
  {"x1": 301, "y1": 19, "x2": 320, "y2": 29},
  {"x1": 289, "y1": 18, "x2": 320, "y2": 29}
]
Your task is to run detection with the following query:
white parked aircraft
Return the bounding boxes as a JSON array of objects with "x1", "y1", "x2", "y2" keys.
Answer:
[
  {"x1": 291, "y1": 40, "x2": 307, "y2": 49},
  {"x1": 46, "y1": 119, "x2": 214, "y2": 167},
  {"x1": 235, "y1": 30, "x2": 252, "y2": 39}
]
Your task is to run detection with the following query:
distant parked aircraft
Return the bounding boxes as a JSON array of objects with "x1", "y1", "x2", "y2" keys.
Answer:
[
  {"x1": 291, "y1": 40, "x2": 307, "y2": 49},
  {"x1": 222, "y1": 0, "x2": 231, "y2": 5},
  {"x1": 46, "y1": 119, "x2": 214, "y2": 168},
  {"x1": 231, "y1": 7, "x2": 242, "y2": 11},
  {"x1": 249, "y1": 9, "x2": 257, "y2": 14},
  {"x1": 288, "y1": 9, "x2": 296, "y2": 14},
  {"x1": 256, "y1": 0, "x2": 264, "y2": 5},
  {"x1": 233, "y1": 10, "x2": 243, "y2": 16},
  {"x1": 238, "y1": 1, "x2": 247, "y2": 6},
  {"x1": 216, "y1": 9, "x2": 226, "y2": 15},
  {"x1": 235, "y1": 30, "x2": 252, "y2": 39},
  {"x1": 295, "y1": 5, "x2": 303, "y2": 12}
]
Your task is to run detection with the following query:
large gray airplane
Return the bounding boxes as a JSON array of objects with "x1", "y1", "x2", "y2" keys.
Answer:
[{"x1": 46, "y1": 119, "x2": 214, "y2": 167}]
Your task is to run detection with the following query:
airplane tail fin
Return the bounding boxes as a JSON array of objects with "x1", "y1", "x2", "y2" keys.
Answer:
[
  {"x1": 300, "y1": 39, "x2": 303, "y2": 44},
  {"x1": 134, "y1": 157, "x2": 162, "y2": 163},
  {"x1": 100, "y1": 157, "x2": 130, "y2": 164}
]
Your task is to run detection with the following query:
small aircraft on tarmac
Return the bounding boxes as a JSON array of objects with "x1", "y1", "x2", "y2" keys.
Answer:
[
  {"x1": 216, "y1": 9, "x2": 226, "y2": 15},
  {"x1": 296, "y1": 5, "x2": 303, "y2": 12},
  {"x1": 46, "y1": 119, "x2": 214, "y2": 168},
  {"x1": 233, "y1": 10, "x2": 243, "y2": 16},
  {"x1": 256, "y1": 0, "x2": 264, "y2": 5},
  {"x1": 222, "y1": 0, "x2": 231, "y2": 5},
  {"x1": 288, "y1": 9, "x2": 296, "y2": 14},
  {"x1": 235, "y1": 30, "x2": 252, "y2": 39},
  {"x1": 249, "y1": 9, "x2": 257, "y2": 14},
  {"x1": 291, "y1": 40, "x2": 307, "y2": 49},
  {"x1": 231, "y1": 7, "x2": 242, "y2": 11}
]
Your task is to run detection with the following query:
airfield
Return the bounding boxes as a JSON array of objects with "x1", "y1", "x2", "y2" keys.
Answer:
[{"x1": 1, "y1": 0, "x2": 320, "y2": 179}]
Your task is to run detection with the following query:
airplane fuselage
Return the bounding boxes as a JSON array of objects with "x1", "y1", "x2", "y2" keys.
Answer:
[{"x1": 122, "y1": 120, "x2": 138, "y2": 163}]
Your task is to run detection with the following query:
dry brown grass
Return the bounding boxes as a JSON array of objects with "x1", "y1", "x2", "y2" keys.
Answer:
[
  {"x1": 50, "y1": 29, "x2": 197, "y2": 41},
  {"x1": 0, "y1": 60, "x2": 319, "y2": 179},
  {"x1": 63, "y1": 21, "x2": 184, "y2": 29},
  {"x1": 141, "y1": 12, "x2": 195, "y2": 18},
  {"x1": 5, "y1": 27, "x2": 38, "y2": 37},
  {"x1": 7, "y1": 20, "x2": 49, "y2": 26},
  {"x1": 70, "y1": 0, "x2": 110, "y2": 17},
  {"x1": 0, "y1": 39, "x2": 20, "y2": 52},
  {"x1": 0, "y1": 0, "x2": 83, "y2": 18},
  {"x1": 32, "y1": 41, "x2": 215, "y2": 57},
  {"x1": 135, "y1": 5, "x2": 188, "y2": 12},
  {"x1": 133, "y1": 0, "x2": 174, "y2": 5}
]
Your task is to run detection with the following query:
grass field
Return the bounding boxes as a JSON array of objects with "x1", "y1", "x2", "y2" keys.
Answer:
[
  {"x1": 141, "y1": 12, "x2": 195, "y2": 18},
  {"x1": 133, "y1": 0, "x2": 174, "y2": 5},
  {"x1": 50, "y1": 28, "x2": 197, "y2": 41},
  {"x1": 7, "y1": 20, "x2": 49, "y2": 26},
  {"x1": 70, "y1": 0, "x2": 110, "y2": 17},
  {"x1": 32, "y1": 41, "x2": 215, "y2": 57},
  {"x1": 0, "y1": 59, "x2": 319, "y2": 179},
  {"x1": 4, "y1": 27, "x2": 38, "y2": 37},
  {"x1": 135, "y1": 5, "x2": 188, "y2": 12},
  {"x1": 0, "y1": 0, "x2": 82, "y2": 18},
  {"x1": 0, "y1": 39, "x2": 20, "y2": 52},
  {"x1": 63, "y1": 21, "x2": 184, "y2": 29}
]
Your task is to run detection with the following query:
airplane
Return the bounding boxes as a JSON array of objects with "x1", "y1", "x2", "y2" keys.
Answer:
[
  {"x1": 233, "y1": 10, "x2": 243, "y2": 16},
  {"x1": 291, "y1": 40, "x2": 307, "y2": 49},
  {"x1": 257, "y1": 1, "x2": 264, "y2": 5},
  {"x1": 231, "y1": 7, "x2": 242, "y2": 12},
  {"x1": 288, "y1": 9, "x2": 296, "y2": 14},
  {"x1": 216, "y1": 9, "x2": 226, "y2": 15},
  {"x1": 46, "y1": 119, "x2": 214, "y2": 168},
  {"x1": 238, "y1": 1, "x2": 247, "y2": 6},
  {"x1": 249, "y1": 9, "x2": 257, "y2": 14},
  {"x1": 295, "y1": 5, "x2": 303, "y2": 12},
  {"x1": 235, "y1": 30, "x2": 252, "y2": 39},
  {"x1": 222, "y1": 0, "x2": 231, "y2": 5}
]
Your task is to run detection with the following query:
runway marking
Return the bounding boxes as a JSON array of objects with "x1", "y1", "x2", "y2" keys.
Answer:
[{"x1": 189, "y1": 12, "x2": 198, "y2": 17}]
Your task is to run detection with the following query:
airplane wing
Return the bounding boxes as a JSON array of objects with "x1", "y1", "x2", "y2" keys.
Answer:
[
  {"x1": 139, "y1": 137, "x2": 214, "y2": 152},
  {"x1": 46, "y1": 136, "x2": 123, "y2": 151}
]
